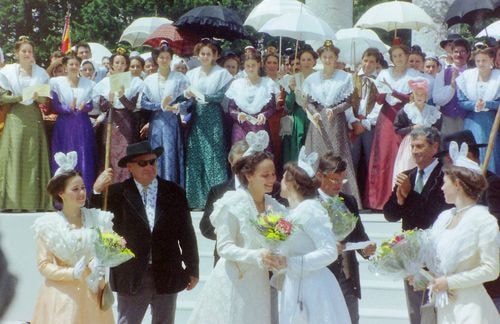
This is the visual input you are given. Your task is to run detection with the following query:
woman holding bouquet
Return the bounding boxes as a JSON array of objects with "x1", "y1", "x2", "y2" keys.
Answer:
[
  {"x1": 421, "y1": 142, "x2": 499, "y2": 323},
  {"x1": 188, "y1": 131, "x2": 286, "y2": 324},
  {"x1": 276, "y1": 149, "x2": 350, "y2": 324},
  {"x1": 32, "y1": 152, "x2": 114, "y2": 324}
]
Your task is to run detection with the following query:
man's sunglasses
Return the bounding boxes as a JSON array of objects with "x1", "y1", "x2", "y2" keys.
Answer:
[{"x1": 131, "y1": 158, "x2": 157, "y2": 167}]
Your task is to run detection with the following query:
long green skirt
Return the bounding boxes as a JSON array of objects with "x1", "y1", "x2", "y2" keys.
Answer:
[{"x1": 0, "y1": 103, "x2": 52, "y2": 210}]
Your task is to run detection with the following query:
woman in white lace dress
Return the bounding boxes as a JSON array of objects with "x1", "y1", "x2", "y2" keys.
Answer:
[
  {"x1": 32, "y1": 164, "x2": 114, "y2": 324},
  {"x1": 188, "y1": 145, "x2": 287, "y2": 324},
  {"x1": 277, "y1": 158, "x2": 350, "y2": 324},
  {"x1": 423, "y1": 144, "x2": 499, "y2": 324}
]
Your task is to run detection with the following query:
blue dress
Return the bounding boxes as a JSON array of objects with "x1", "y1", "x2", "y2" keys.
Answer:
[
  {"x1": 457, "y1": 69, "x2": 500, "y2": 173},
  {"x1": 141, "y1": 71, "x2": 189, "y2": 186},
  {"x1": 50, "y1": 76, "x2": 97, "y2": 195}
]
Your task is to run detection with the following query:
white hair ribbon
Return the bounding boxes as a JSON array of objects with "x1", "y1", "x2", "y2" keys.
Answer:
[
  {"x1": 449, "y1": 141, "x2": 482, "y2": 174},
  {"x1": 298, "y1": 146, "x2": 318, "y2": 177},
  {"x1": 54, "y1": 151, "x2": 78, "y2": 176},
  {"x1": 243, "y1": 130, "x2": 270, "y2": 157}
]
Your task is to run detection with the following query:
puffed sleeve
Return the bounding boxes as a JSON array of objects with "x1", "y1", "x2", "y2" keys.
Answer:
[
  {"x1": 36, "y1": 238, "x2": 81, "y2": 281},
  {"x1": 447, "y1": 215, "x2": 499, "y2": 289},
  {"x1": 286, "y1": 202, "x2": 338, "y2": 277},
  {"x1": 210, "y1": 192, "x2": 266, "y2": 267}
]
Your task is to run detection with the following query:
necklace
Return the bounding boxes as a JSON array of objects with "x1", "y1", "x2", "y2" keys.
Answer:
[{"x1": 452, "y1": 203, "x2": 475, "y2": 216}]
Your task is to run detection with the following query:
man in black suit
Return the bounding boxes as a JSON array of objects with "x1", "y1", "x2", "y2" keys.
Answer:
[
  {"x1": 317, "y1": 152, "x2": 376, "y2": 324},
  {"x1": 92, "y1": 141, "x2": 199, "y2": 324},
  {"x1": 384, "y1": 127, "x2": 452, "y2": 324}
]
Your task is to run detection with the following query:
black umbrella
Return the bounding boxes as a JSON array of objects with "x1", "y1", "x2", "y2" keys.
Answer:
[
  {"x1": 173, "y1": 5, "x2": 246, "y2": 40},
  {"x1": 445, "y1": 0, "x2": 500, "y2": 27}
]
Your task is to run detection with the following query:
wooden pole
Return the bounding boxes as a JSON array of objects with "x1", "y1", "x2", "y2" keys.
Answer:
[
  {"x1": 103, "y1": 109, "x2": 112, "y2": 210},
  {"x1": 482, "y1": 108, "x2": 500, "y2": 175}
]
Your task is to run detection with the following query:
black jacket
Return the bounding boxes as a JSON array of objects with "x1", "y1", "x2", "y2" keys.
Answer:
[
  {"x1": 326, "y1": 192, "x2": 370, "y2": 299},
  {"x1": 90, "y1": 177, "x2": 199, "y2": 295},
  {"x1": 384, "y1": 161, "x2": 452, "y2": 230}
]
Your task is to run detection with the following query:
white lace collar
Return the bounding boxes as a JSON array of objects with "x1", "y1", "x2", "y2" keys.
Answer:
[
  {"x1": 456, "y1": 68, "x2": 500, "y2": 102},
  {"x1": 50, "y1": 76, "x2": 95, "y2": 108},
  {"x1": 32, "y1": 208, "x2": 114, "y2": 265},
  {"x1": 186, "y1": 65, "x2": 233, "y2": 95},
  {"x1": 302, "y1": 70, "x2": 353, "y2": 107},
  {"x1": 0, "y1": 63, "x2": 49, "y2": 104},
  {"x1": 403, "y1": 102, "x2": 441, "y2": 126},
  {"x1": 93, "y1": 74, "x2": 144, "y2": 108},
  {"x1": 376, "y1": 67, "x2": 420, "y2": 106},
  {"x1": 225, "y1": 76, "x2": 279, "y2": 114}
]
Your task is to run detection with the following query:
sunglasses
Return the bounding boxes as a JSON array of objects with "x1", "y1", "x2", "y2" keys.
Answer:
[{"x1": 132, "y1": 158, "x2": 157, "y2": 167}]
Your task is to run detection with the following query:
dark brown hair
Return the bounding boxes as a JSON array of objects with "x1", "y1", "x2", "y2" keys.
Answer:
[
  {"x1": 299, "y1": 48, "x2": 319, "y2": 61},
  {"x1": 62, "y1": 52, "x2": 82, "y2": 66},
  {"x1": 47, "y1": 170, "x2": 82, "y2": 204},
  {"x1": 232, "y1": 151, "x2": 274, "y2": 186},
  {"x1": 362, "y1": 48, "x2": 381, "y2": 63},
  {"x1": 283, "y1": 164, "x2": 319, "y2": 199},
  {"x1": 194, "y1": 41, "x2": 218, "y2": 56},
  {"x1": 317, "y1": 41, "x2": 340, "y2": 57},
  {"x1": 243, "y1": 52, "x2": 261, "y2": 64},
  {"x1": 317, "y1": 152, "x2": 347, "y2": 174},
  {"x1": 152, "y1": 43, "x2": 174, "y2": 65},
  {"x1": 389, "y1": 44, "x2": 410, "y2": 62},
  {"x1": 443, "y1": 165, "x2": 487, "y2": 200},
  {"x1": 110, "y1": 52, "x2": 130, "y2": 71},
  {"x1": 472, "y1": 47, "x2": 495, "y2": 60},
  {"x1": 130, "y1": 56, "x2": 145, "y2": 68}
]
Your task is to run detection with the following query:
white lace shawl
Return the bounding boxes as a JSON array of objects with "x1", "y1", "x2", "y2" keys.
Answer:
[
  {"x1": 376, "y1": 67, "x2": 420, "y2": 106},
  {"x1": 225, "y1": 76, "x2": 279, "y2": 114},
  {"x1": 455, "y1": 68, "x2": 500, "y2": 101},
  {"x1": 402, "y1": 103, "x2": 441, "y2": 126},
  {"x1": 93, "y1": 74, "x2": 144, "y2": 109},
  {"x1": 49, "y1": 76, "x2": 95, "y2": 108},
  {"x1": 186, "y1": 65, "x2": 233, "y2": 95},
  {"x1": 0, "y1": 63, "x2": 49, "y2": 105},
  {"x1": 32, "y1": 208, "x2": 114, "y2": 266},
  {"x1": 302, "y1": 70, "x2": 353, "y2": 107},
  {"x1": 142, "y1": 70, "x2": 189, "y2": 104},
  {"x1": 429, "y1": 206, "x2": 499, "y2": 276}
]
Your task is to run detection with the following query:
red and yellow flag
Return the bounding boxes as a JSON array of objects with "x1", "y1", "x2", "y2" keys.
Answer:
[{"x1": 61, "y1": 12, "x2": 71, "y2": 53}]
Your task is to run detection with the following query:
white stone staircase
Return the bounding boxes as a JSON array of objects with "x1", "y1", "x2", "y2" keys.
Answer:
[{"x1": 0, "y1": 212, "x2": 409, "y2": 324}]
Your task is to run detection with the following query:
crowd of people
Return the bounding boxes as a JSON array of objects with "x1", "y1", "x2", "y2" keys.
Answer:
[{"x1": 0, "y1": 31, "x2": 499, "y2": 324}]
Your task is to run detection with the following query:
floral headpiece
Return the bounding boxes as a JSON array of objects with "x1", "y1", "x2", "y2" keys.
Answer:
[
  {"x1": 298, "y1": 146, "x2": 318, "y2": 178},
  {"x1": 243, "y1": 130, "x2": 269, "y2": 157},
  {"x1": 115, "y1": 47, "x2": 128, "y2": 56},
  {"x1": 408, "y1": 78, "x2": 429, "y2": 94},
  {"x1": 449, "y1": 141, "x2": 482, "y2": 174},
  {"x1": 18, "y1": 35, "x2": 30, "y2": 42},
  {"x1": 54, "y1": 151, "x2": 78, "y2": 176}
]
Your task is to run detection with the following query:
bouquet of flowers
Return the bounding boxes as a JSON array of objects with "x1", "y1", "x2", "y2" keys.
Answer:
[
  {"x1": 251, "y1": 209, "x2": 294, "y2": 252},
  {"x1": 87, "y1": 230, "x2": 135, "y2": 292},
  {"x1": 321, "y1": 196, "x2": 358, "y2": 241},
  {"x1": 369, "y1": 229, "x2": 432, "y2": 282}
]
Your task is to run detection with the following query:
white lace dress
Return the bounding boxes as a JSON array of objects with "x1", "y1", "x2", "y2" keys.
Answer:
[
  {"x1": 31, "y1": 208, "x2": 114, "y2": 324},
  {"x1": 187, "y1": 189, "x2": 287, "y2": 324},
  {"x1": 429, "y1": 206, "x2": 499, "y2": 324},
  {"x1": 279, "y1": 199, "x2": 351, "y2": 324}
]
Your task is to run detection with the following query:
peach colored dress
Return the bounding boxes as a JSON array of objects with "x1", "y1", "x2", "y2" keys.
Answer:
[{"x1": 31, "y1": 208, "x2": 115, "y2": 324}]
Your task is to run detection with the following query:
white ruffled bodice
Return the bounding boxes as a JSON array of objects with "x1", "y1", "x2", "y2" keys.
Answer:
[
  {"x1": 283, "y1": 199, "x2": 337, "y2": 278},
  {"x1": 225, "y1": 76, "x2": 279, "y2": 114},
  {"x1": 376, "y1": 67, "x2": 420, "y2": 106},
  {"x1": 430, "y1": 206, "x2": 499, "y2": 277},
  {"x1": 403, "y1": 102, "x2": 441, "y2": 127},
  {"x1": 302, "y1": 70, "x2": 353, "y2": 107},
  {"x1": 32, "y1": 208, "x2": 114, "y2": 266}
]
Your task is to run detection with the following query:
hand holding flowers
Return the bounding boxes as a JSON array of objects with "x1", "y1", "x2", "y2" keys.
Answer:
[
  {"x1": 87, "y1": 230, "x2": 135, "y2": 292},
  {"x1": 320, "y1": 196, "x2": 358, "y2": 241}
]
